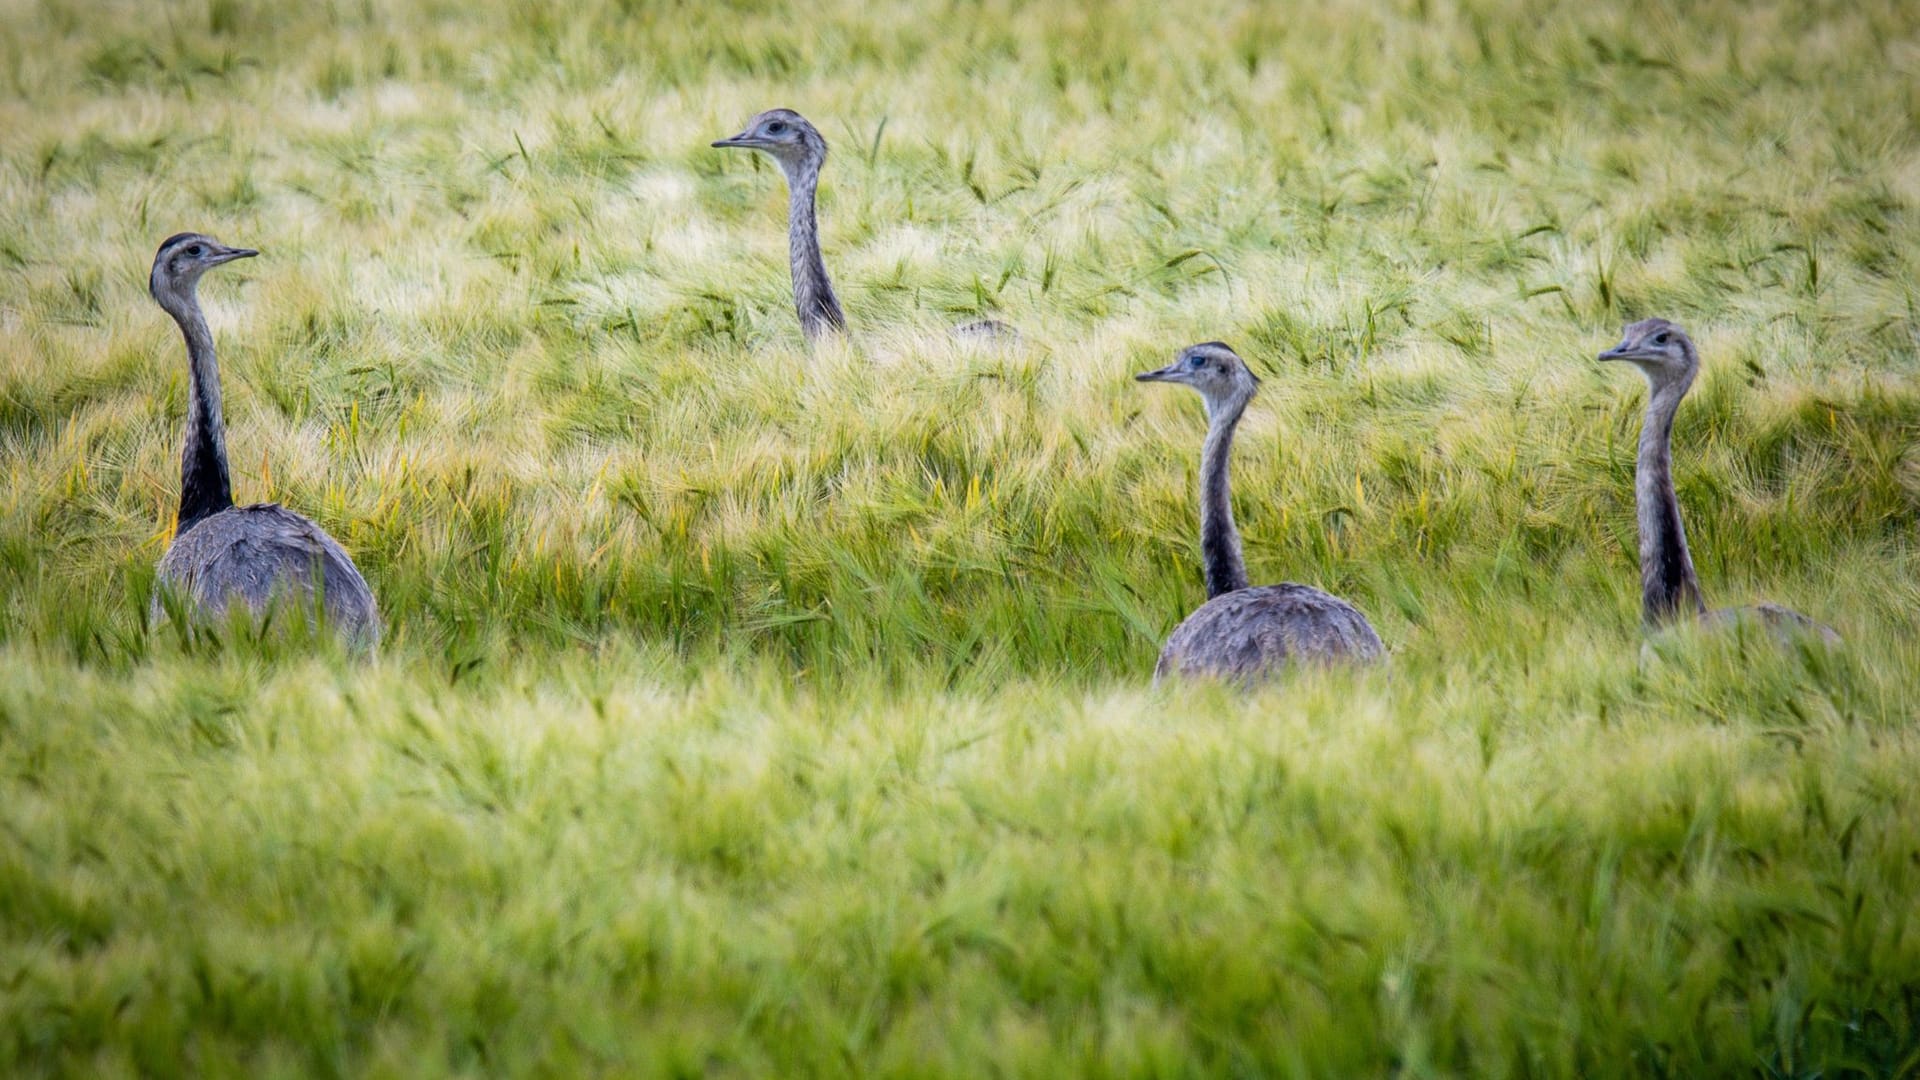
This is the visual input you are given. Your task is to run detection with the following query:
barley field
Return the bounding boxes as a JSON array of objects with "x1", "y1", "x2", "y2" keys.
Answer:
[{"x1": 3, "y1": 0, "x2": 1920, "y2": 1074}]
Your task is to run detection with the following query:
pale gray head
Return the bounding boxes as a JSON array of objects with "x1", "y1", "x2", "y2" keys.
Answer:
[
  {"x1": 1599, "y1": 317, "x2": 1698, "y2": 392},
  {"x1": 149, "y1": 232, "x2": 257, "y2": 309},
  {"x1": 711, "y1": 109, "x2": 827, "y2": 171},
  {"x1": 1135, "y1": 341, "x2": 1260, "y2": 418}
]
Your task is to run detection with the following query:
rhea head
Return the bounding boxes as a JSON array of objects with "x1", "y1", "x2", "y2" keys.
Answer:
[
  {"x1": 1599, "y1": 317, "x2": 1699, "y2": 392},
  {"x1": 711, "y1": 109, "x2": 827, "y2": 172},
  {"x1": 1135, "y1": 341, "x2": 1260, "y2": 419},
  {"x1": 149, "y1": 232, "x2": 257, "y2": 312}
]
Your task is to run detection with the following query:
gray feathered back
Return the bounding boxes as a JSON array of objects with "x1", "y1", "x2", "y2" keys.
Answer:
[
  {"x1": 155, "y1": 504, "x2": 381, "y2": 648},
  {"x1": 148, "y1": 232, "x2": 381, "y2": 650}
]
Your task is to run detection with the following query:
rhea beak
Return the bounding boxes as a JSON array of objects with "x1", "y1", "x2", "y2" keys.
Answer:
[
  {"x1": 1597, "y1": 343, "x2": 1632, "y2": 362},
  {"x1": 711, "y1": 133, "x2": 754, "y2": 149},
  {"x1": 215, "y1": 247, "x2": 259, "y2": 264},
  {"x1": 1134, "y1": 364, "x2": 1179, "y2": 383}
]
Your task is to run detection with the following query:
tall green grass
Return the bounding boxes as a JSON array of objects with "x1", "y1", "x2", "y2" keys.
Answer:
[{"x1": 2, "y1": 0, "x2": 1918, "y2": 1073}]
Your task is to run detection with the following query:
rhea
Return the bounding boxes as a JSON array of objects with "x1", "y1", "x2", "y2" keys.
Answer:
[
  {"x1": 1136, "y1": 342, "x2": 1384, "y2": 683},
  {"x1": 148, "y1": 232, "x2": 380, "y2": 647},
  {"x1": 1599, "y1": 318, "x2": 1838, "y2": 644},
  {"x1": 711, "y1": 109, "x2": 1016, "y2": 343}
]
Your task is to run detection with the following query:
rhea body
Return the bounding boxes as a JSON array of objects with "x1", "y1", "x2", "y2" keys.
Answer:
[
  {"x1": 148, "y1": 232, "x2": 380, "y2": 647},
  {"x1": 1136, "y1": 342, "x2": 1383, "y2": 683},
  {"x1": 711, "y1": 109, "x2": 1016, "y2": 344},
  {"x1": 1599, "y1": 318, "x2": 1837, "y2": 645}
]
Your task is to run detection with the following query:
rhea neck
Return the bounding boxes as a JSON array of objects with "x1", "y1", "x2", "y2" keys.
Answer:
[
  {"x1": 1197, "y1": 389, "x2": 1253, "y2": 598},
  {"x1": 156, "y1": 280, "x2": 234, "y2": 534},
  {"x1": 1634, "y1": 368, "x2": 1706, "y2": 625},
  {"x1": 776, "y1": 149, "x2": 846, "y2": 342}
]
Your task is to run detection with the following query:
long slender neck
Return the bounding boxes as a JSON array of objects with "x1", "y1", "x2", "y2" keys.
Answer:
[
  {"x1": 163, "y1": 287, "x2": 233, "y2": 534},
  {"x1": 1198, "y1": 394, "x2": 1251, "y2": 598},
  {"x1": 1635, "y1": 380, "x2": 1705, "y2": 625},
  {"x1": 781, "y1": 155, "x2": 845, "y2": 341}
]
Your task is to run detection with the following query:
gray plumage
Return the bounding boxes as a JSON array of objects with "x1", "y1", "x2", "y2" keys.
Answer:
[
  {"x1": 1136, "y1": 342, "x2": 1384, "y2": 684},
  {"x1": 711, "y1": 110, "x2": 846, "y2": 342},
  {"x1": 154, "y1": 503, "x2": 381, "y2": 643},
  {"x1": 148, "y1": 232, "x2": 380, "y2": 649},
  {"x1": 712, "y1": 109, "x2": 1018, "y2": 344},
  {"x1": 951, "y1": 318, "x2": 1021, "y2": 345},
  {"x1": 1701, "y1": 603, "x2": 1840, "y2": 645},
  {"x1": 1153, "y1": 583, "x2": 1384, "y2": 683},
  {"x1": 1599, "y1": 318, "x2": 1838, "y2": 646}
]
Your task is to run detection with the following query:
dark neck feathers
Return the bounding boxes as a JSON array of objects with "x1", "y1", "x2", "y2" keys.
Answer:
[
  {"x1": 1635, "y1": 380, "x2": 1705, "y2": 625},
  {"x1": 781, "y1": 154, "x2": 846, "y2": 341},
  {"x1": 1198, "y1": 394, "x2": 1251, "y2": 598},
  {"x1": 160, "y1": 285, "x2": 234, "y2": 534}
]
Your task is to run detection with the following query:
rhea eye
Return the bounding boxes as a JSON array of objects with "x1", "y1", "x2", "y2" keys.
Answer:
[
  {"x1": 186, "y1": 244, "x2": 205, "y2": 257},
  {"x1": 1653, "y1": 332, "x2": 1670, "y2": 345},
  {"x1": 1187, "y1": 354, "x2": 1204, "y2": 369},
  {"x1": 766, "y1": 121, "x2": 787, "y2": 135}
]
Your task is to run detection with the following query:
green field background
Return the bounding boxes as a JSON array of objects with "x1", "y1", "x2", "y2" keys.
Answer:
[{"x1": 2, "y1": 0, "x2": 1919, "y2": 1074}]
